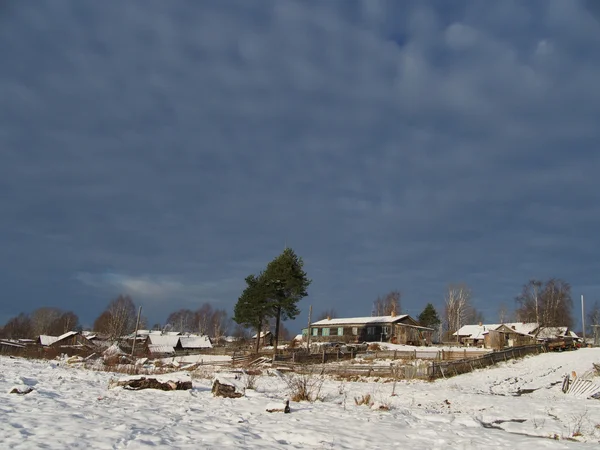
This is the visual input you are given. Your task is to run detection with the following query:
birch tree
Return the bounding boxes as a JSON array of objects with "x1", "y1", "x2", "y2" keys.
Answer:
[{"x1": 444, "y1": 284, "x2": 472, "y2": 340}]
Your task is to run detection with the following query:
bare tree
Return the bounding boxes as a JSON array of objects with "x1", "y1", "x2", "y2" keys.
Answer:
[
  {"x1": 372, "y1": 290, "x2": 401, "y2": 316},
  {"x1": 444, "y1": 284, "x2": 472, "y2": 340},
  {"x1": 195, "y1": 303, "x2": 214, "y2": 336},
  {"x1": 587, "y1": 301, "x2": 600, "y2": 335},
  {"x1": 30, "y1": 307, "x2": 63, "y2": 336},
  {"x1": 497, "y1": 303, "x2": 509, "y2": 324},
  {"x1": 515, "y1": 278, "x2": 573, "y2": 329},
  {"x1": 317, "y1": 308, "x2": 337, "y2": 321},
  {"x1": 165, "y1": 309, "x2": 195, "y2": 333},
  {"x1": 48, "y1": 311, "x2": 80, "y2": 335},
  {"x1": 1, "y1": 313, "x2": 32, "y2": 339},
  {"x1": 211, "y1": 309, "x2": 229, "y2": 343},
  {"x1": 93, "y1": 295, "x2": 137, "y2": 340}
]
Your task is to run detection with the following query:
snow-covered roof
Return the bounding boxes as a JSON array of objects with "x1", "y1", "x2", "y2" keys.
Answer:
[
  {"x1": 148, "y1": 344, "x2": 175, "y2": 355},
  {"x1": 454, "y1": 324, "x2": 498, "y2": 339},
  {"x1": 147, "y1": 335, "x2": 180, "y2": 347},
  {"x1": 0, "y1": 339, "x2": 25, "y2": 348},
  {"x1": 39, "y1": 335, "x2": 59, "y2": 346},
  {"x1": 179, "y1": 336, "x2": 212, "y2": 349},
  {"x1": 252, "y1": 331, "x2": 272, "y2": 339},
  {"x1": 501, "y1": 322, "x2": 539, "y2": 336},
  {"x1": 39, "y1": 331, "x2": 79, "y2": 346},
  {"x1": 536, "y1": 327, "x2": 569, "y2": 339},
  {"x1": 311, "y1": 315, "x2": 409, "y2": 327}
]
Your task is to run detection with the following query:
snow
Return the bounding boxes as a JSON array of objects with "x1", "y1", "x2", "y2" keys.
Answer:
[{"x1": 2, "y1": 350, "x2": 600, "y2": 448}]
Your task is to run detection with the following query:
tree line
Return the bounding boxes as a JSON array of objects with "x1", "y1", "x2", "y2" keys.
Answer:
[{"x1": 2, "y1": 266, "x2": 595, "y2": 342}]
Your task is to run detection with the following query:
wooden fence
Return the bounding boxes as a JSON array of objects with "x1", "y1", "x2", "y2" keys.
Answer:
[{"x1": 429, "y1": 344, "x2": 546, "y2": 379}]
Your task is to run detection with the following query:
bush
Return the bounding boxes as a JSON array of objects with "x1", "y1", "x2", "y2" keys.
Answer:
[
  {"x1": 354, "y1": 393, "x2": 372, "y2": 406},
  {"x1": 242, "y1": 369, "x2": 261, "y2": 390},
  {"x1": 284, "y1": 372, "x2": 324, "y2": 402}
]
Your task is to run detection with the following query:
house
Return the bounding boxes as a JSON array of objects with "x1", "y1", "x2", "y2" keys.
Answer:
[
  {"x1": 251, "y1": 331, "x2": 273, "y2": 347},
  {"x1": 0, "y1": 339, "x2": 26, "y2": 355},
  {"x1": 305, "y1": 313, "x2": 433, "y2": 345},
  {"x1": 37, "y1": 331, "x2": 96, "y2": 355},
  {"x1": 453, "y1": 322, "x2": 580, "y2": 349},
  {"x1": 176, "y1": 335, "x2": 213, "y2": 352},
  {"x1": 454, "y1": 324, "x2": 491, "y2": 347},
  {"x1": 144, "y1": 333, "x2": 213, "y2": 357}
]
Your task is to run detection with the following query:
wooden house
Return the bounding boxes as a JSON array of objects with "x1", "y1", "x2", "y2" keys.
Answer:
[
  {"x1": 38, "y1": 331, "x2": 96, "y2": 355},
  {"x1": 305, "y1": 313, "x2": 433, "y2": 346}
]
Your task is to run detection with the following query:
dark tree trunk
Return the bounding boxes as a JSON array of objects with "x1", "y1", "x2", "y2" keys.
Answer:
[
  {"x1": 273, "y1": 306, "x2": 281, "y2": 354},
  {"x1": 255, "y1": 317, "x2": 262, "y2": 354}
]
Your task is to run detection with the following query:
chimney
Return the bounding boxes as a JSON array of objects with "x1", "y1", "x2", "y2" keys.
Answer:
[
  {"x1": 327, "y1": 316, "x2": 331, "y2": 321},
  {"x1": 478, "y1": 322, "x2": 483, "y2": 327},
  {"x1": 512, "y1": 326, "x2": 516, "y2": 330},
  {"x1": 391, "y1": 310, "x2": 396, "y2": 317}
]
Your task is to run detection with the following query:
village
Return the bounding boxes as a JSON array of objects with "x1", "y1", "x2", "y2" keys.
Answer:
[{"x1": 0, "y1": 308, "x2": 588, "y2": 379}]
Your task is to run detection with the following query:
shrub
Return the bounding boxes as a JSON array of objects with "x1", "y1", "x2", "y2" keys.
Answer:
[
  {"x1": 284, "y1": 372, "x2": 325, "y2": 402},
  {"x1": 242, "y1": 369, "x2": 261, "y2": 390},
  {"x1": 354, "y1": 393, "x2": 372, "y2": 406}
]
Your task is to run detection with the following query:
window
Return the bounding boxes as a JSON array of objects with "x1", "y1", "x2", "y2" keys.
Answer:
[
  {"x1": 338, "y1": 327, "x2": 344, "y2": 336},
  {"x1": 302, "y1": 329, "x2": 308, "y2": 336},
  {"x1": 367, "y1": 327, "x2": 376, "y2": 335},
  {"x1": 322, "y1": 328, "x2": 330, "y2": 336},
  {"x1": 352, "y1": 327, "x2": 358, "y2": 336},
  {"x1": 312, "y1": 328, "x2": 318, "y2": 336},
  {"x1": 382, "y1": 326, "x2": 390, "y2": 335}
]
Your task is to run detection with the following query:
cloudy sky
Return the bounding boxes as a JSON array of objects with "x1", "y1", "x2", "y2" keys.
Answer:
[{"x1": 2, "y1": 0, "x2": 599, "y2": 331}]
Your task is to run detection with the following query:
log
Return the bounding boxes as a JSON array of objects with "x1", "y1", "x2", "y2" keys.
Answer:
[
  {"x1": 266, "y1": 400, "x2": 291, "y2": 413},
  {"x1": 212, "y1": 378, "x2": 244, "y2": 398},
  {"x1": 9, "y1": 386, "x2": 34, "y2": 395},
  {"x1": 109, "y1": 376, "x2": 192, "y2": 391}
]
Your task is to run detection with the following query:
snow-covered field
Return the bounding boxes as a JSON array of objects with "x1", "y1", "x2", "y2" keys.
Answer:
[{"x1": 2, "y1": 349, "x2": 600, "y2": 449}]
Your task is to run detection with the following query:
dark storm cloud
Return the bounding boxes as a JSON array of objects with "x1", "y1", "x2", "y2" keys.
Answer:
[{"x1": 1, "y1": 0, "x2": 599, "y2": 327}]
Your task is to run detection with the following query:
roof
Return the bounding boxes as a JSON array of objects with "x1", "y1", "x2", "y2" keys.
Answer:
[
  {"x1": 501, "y1": 322, "x2": 539, "y2": 336},
  {"x1": 536, "y1": 327, "x2": 569, "y2": 339},
  {"x1": 311, "y1": 315, "x2": 409, "y2": 327},
  {"x1": 454, "y1": 324, "x2": 499, "y2": 339},
  {"x1": 38, "y1": 331, "x2": 80, "y2": 346},
  {"x1": 147, "y1": 335, "x2": 180, "y2": 347},
  {"x1": 148, "y1": 344, "x2": 175, "y2": 355},
  {"x1": 252, "y1": 331, "x2": 272, "y2": 339},
  {"x1": 179, "y1": 336, "x2": 212, "y2": 349},
  {"x1": 0, "y1": 339, "x2": 25, "y2": 348}
]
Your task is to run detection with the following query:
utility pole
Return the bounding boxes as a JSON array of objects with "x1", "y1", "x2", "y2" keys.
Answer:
[
  {"x1": 306, "y1": 305, "x2": 312, "y2": 352},
  {"x1": 131, "y1": 305, "x2": 142, "y2": 358},
  {"x1": 582, "y1": 295, "x2": 586, "y2": 344}
]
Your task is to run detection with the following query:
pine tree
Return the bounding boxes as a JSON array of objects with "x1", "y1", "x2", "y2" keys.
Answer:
[
  {"x1": 418, "y1": 303, "x2": 441, "y2": 328},
  {"x1": 233, "y1": 273, "x2": 272, "y2": 353},
  {"x1": 263, "y1": 248, "x2": 311, "y2": 352}
]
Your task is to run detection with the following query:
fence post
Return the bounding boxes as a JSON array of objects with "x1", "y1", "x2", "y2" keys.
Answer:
[
  {"x1": 414, "y1": 350, "x2": 417, "y2": 360},
  {"x1": 464, "y1": 349, "x2": 467, "y2": 359},
  {"x1": 322, "y1": 348, "x2": 326, "y2": 364},
  {"x1": 394, "y1": 350, "x2": 397, "y2": 360},
  {"x1": 441, "y1": 349, "x2": 445, "y2": 361},
  {"x1": 292, "y1": 351, "x2": 295, "y2": 364}
]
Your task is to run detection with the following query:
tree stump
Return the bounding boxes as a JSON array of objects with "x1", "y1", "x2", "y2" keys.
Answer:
[{"x1": 212, "y1": 378, "x2": 244, "y2": 398}]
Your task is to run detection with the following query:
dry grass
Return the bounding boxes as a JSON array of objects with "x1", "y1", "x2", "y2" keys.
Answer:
[
  {"x1": 354, "y1": 393, "x2": 372, "y2": 406},
  {"x1": 242, "y1": 369, "x2": 262, "y2": 390},
  {"x1": 284, "y1": 371, "x2": 325, "y2": 402}
]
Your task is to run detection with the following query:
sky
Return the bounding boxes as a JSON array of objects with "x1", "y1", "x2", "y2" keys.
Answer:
[{"x1": 1, "y1": 0, "x2": 600, "y2": 332}]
